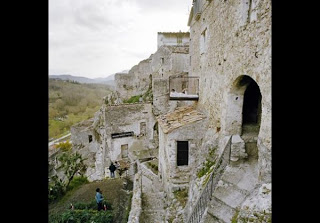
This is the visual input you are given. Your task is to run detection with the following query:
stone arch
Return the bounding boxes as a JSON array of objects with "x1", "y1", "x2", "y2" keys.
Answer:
[{"x1": 223, "y1": 75, "x2": 262, "y2": 136}]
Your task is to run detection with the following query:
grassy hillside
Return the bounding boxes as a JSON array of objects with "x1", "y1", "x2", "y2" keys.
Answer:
[
  {"x1": 49, "y1": 79, "x2": 112, "y2": 140},
  {"x1": 49, "y1": 178, "x2": 133, "y2": 223}
]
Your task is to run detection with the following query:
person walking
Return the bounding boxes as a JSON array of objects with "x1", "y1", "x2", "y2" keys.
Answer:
[
  {"x1": 95, "y1": 188, "x2": 104, "y2": 211},
  {"x1": 109, "y1": 162, "x2": 116, "y2": 178}
]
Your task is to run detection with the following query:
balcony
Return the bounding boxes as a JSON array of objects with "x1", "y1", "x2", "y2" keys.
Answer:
[{"x1": 169, "y1": 76, "x2": 199, "y2": 100}]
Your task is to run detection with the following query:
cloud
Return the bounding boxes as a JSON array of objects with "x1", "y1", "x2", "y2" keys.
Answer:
[{"x1": 49, "y1": 0, "x2": 192, "y2": 78}]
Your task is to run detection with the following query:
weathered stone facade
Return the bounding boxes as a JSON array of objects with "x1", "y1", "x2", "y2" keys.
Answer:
[
  {"x1": 70, "y1": 103, "x2": 157, "y2": 181},
  {"x1": 183, "y1": 0, "x2": 271, "y2": 222},
  {"x1": 151, "y1": 44, "x2": 193, "y2": 116},
  {"x1": 103, "y1": 103, "x2": 157, "y2": 166},
  {"x1": 64, "y1": 1, "x2": 271, "y2": 221},
  {"x1": 158, "y1": 106, "x2": 208, "y2": 195},
  {"x1": 157, "y1": 32, "x2": 190, "y2": 49},
  {"x1": 115, "y1": 58, "x2": 152, "y2": 101}
]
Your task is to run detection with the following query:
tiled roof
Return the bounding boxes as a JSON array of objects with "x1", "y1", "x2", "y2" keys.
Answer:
[{"x1": 157, "y1": 106, "x2": 206, "y2": 134}]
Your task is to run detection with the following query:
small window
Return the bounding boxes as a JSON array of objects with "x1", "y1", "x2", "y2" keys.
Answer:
[
  {"x1": 88, "y1": 135, "x2": 93, "y2": 143},
  {"x1": 177, "y1": 141, "x2": 189, "y2": 166},
  {"x1": 121, "y1": 144, "x2": 128, "y2": 159},
  {"x1": 161, "y1": 57, "x2": 164, "y2": 64},
  {"x1": 140, "y1": 122, "x2": 146, "y2": 136}
]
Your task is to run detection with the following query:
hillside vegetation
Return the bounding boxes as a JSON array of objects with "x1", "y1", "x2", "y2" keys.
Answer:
[
  {"x1": 49, "y1": 177, "x2": 133, "y2": 223},
  {"x1": 49, "y1": 79, "x2": 113, "y2": 140}
]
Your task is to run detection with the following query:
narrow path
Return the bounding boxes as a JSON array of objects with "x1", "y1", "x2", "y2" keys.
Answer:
[{"x1": 49, "y1": 133, "x2": 71, "y2": 146}]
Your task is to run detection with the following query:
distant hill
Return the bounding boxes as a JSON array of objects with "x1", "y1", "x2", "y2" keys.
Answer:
[
  {"x1": 49, "y1": 79, "x2": 113, "y2": 139},
  {"x1": 49, "y1": 74, "x2": 117, "y2": 86}
]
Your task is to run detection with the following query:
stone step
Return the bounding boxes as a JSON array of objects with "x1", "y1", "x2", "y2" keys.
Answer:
[
  {"x1": 221, "y1": 159, "x2": 259, "y2": 192},
  {"x1": 201, "y1": 207, "x2": 225, "y2": 223},
  {"x1": 140, "y1": 210, "x2": 166, "y2": 223},
  {"x1": 207, "y1": 197, "x2": 236, "y2": 223},
  {"x1": 141, "y1": 174, "x2": 163, "y2": 193},
  {"x1": 212, "y1": 179, "x2": 250, "y2": 209},
  {"x1": 142, "y1": 192, "x2": 165, "y2": 210}
]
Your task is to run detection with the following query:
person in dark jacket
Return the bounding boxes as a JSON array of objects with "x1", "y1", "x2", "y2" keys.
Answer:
[
  {"x1": 109, "y1": 162, "x2": 116, "y2": 178},
  {"x1": 95, "y1": 188, "x2": 104, "y2": 211}
]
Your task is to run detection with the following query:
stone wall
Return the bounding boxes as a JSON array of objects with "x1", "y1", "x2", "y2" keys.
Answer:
[
  {"x1": 151, "y1": 45, "x2": 189, "y2": 79},
  {"x1": 115, "y1": 58, "x2": 152, "y2": 100},
  {"x1": 103, "y1": 103, "x2": 157, "y2": 178},
  {"x1": 128, "y1": 171, "x2": 142, "y2": 223},
  {"x1": 70, "y1": 103, "x2": 157, "y2": 181},
  {"x1": 150, "y1": 45, "x2": 191, "y2": 116},
  {"x1": 158, "y1": 118, "x2": 208, "y2": 195},
  {"x1": 115, "y1": 41, "x2": 190, "y2": 104},
  {"x1": 70, "y1": 108, "x2": 107, "y2": 181},
  {"x1": 189, "y1": 0, "x2": 271, "y2": 182}
]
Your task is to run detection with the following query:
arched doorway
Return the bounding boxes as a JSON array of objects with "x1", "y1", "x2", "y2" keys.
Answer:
[
  {"x1": 222, "y1": 75, "x2": 262, "y2": 164},
  {"x1": 223, "y1": 75, "x2": 262, "y2": 137},
  {"x1": 220, "y1": 75, "x2": 262, "y2": 196},
  {"x1": 241, "y1": 77, "x2": 262, "y2": 135}
]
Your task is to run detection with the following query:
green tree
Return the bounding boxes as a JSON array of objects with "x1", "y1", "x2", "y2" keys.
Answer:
[{"x1": 58, "y1": 152, "x2": 87, "y2": 189}]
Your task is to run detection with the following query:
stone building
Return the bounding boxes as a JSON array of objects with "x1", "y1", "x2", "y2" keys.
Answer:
[
  {"x1": 182, "y1": 0, "x2": 271, "y2": 222},
  {"x1": 157, "y1": 32, "x2": 190, "y2": 49},
  {"x1": 68, "y1": 31, "x2": 192, "y2": 183},
  {"x1": 114, "y1": 58, "x2": 152, "y2": 101},
  {"x1": 66, "y1": 0, "x2": 271, "y2": 221},
  {"x1": 70, "y1": 102, "x2": 157, "y2": 181},
  {"x1": 103, "y1": 102, "x2": 157, "y2": 177},
  {"x1": 157, "y1": 105, "x2": 207, "y2": 194}
]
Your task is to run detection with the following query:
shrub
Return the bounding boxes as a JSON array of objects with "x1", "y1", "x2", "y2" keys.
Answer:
[
  {"x1": 197, "y1": 160, "x2": 215, "y2": 178},
  {"x1": 73, "y1": 200, "x2": 112, "y2": 211},
  {"x1": 49, "y1": 176, "x2": 65, "y2": 203},
  {"x1": 66, "y1": 176, "x2": 89, "y2": 192},
  {"x1": 231, "y1": 208, "x2": 239, "y2": 223},
  {"x1": 49, "y1": 205, "x2": 113, "y2": 223},
  {"x1": 173, "y1": 189, "x2": 188, "y2": 207},
  {"x1": 123, "y1": 95, "x2": 141, "y2": 103},
  {"x1": 56, "y1": 140, "x2": 72, "y2": 152}
]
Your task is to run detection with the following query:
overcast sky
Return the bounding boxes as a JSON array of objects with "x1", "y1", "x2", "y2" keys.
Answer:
[{"x1": 49, "y1": 0, "x2": 192, "y2": 79}]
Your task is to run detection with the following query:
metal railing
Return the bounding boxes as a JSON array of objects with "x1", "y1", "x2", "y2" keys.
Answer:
[
  {"x1": 169, "y1": 76, "x2": 199, "y2": 100},
  {"x1": 187, "y1": 136, "x2": 232, "y2": 223}
]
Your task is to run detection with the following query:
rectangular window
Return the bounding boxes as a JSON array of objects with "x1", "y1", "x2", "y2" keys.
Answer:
[
  {"x1": 177, "y1": 141, "x2": 189, "y2": 166},
  {"x1": 121, "y1": 144, "x2": 128, "y2": 159},
  {"x1": 140, "y1": 122, "x2": 146, "y2": 136},
  {"x1": 88, "y1": 135, "x2": 92, "y2": 143}
]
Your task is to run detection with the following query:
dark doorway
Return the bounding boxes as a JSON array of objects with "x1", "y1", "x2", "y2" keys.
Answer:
[
  {"x1": 177, "y1": 141, "x2": 189, "y2": 166},
  {"x1": 242, "y1": 81, "x2": 261, "y2": 125},
  {"x1": 88, "y1": 135, "x2": 92, "y2": 143}
]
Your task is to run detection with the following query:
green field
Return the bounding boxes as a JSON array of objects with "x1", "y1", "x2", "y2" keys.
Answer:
[{"x1": 49, "y1": 79, "x2": 113, "y2": 140}]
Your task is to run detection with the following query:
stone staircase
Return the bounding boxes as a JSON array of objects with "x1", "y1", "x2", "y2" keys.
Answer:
[
  {"x1": 140, "y1": 191, "x2": 166, "y2": 223},
  {"x1": 204, "y1": 151, "x2": 259, "y2": 223},
  {"x1": 139, "y1": 162, "x2": 166, "y2": 223}
]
